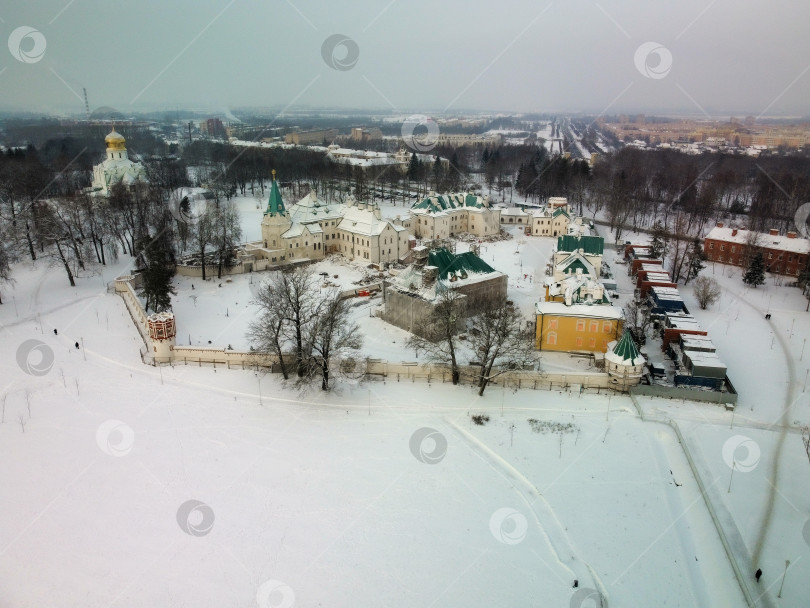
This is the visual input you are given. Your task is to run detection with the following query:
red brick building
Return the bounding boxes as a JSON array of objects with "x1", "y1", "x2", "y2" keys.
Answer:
[{"x1": 703, "y1": 223, "x2": 810, "y2": 276}]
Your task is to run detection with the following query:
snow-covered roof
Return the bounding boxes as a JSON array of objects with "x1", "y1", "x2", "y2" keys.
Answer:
[
  {"x1": 411, "y1": 192, "x2": 489, "y2": 214},
  {"x1": 705, "y1": 226, "x2": 810, "y2": 254},
  {"x1": 680, "y1": 335, "x2": 716, "y2": 351},
  {"x1": 337, "y1": 205, "x2": 393, "y2": 237},
  {"x1": 282, "y1": 222, "x2": 320, "y2": 238},
  {"x1": 557, "y1": 252, "x2": 597, "y2": 277},
  {"x1": 683, "y1": 350, "x2": 727, "y2": 372},
  {"x1": 665, "y1": 315, "x2": 703, "y2": 331},
  {"x1": 535, "y1": 301, "x2": 623, "y2": 320},
  {"x1": 501, "y1": 207, "x2": 529, "y2": 217},
  {"x1": 390, "y1": 248, "x2": 503, "y2": 300},
  {"x1": 650, "y1": 286, "x2": 683, "y2": 300},
  {"x1": 287, "y1": 192, "x2": 344, "y2": 224},
  {"x1": 642, "y1": 272, "x2": 672, "y2": 282}
]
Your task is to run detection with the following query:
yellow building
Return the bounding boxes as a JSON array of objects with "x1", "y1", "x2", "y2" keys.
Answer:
[{"x1": 534, "y1": 302, "x2": 623, "y2": 353}]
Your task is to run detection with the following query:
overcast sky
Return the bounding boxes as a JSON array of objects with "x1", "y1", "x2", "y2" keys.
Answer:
[{"x1": 2, "y1": 0, "x2": 809, "y2": 118}]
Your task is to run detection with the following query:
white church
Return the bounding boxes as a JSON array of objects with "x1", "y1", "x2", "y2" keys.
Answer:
[{"x1": 89, "y1": 128, "x2": 147, "y2": 196}]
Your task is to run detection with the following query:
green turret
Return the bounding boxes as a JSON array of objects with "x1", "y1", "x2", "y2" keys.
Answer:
[{"x1": 265, "y1": 170, "x2": 286, "y2": 216}]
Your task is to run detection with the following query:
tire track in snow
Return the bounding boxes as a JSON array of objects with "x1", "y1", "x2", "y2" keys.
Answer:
[
  {"x1": 445, "y1": 416, "x2": 609, "y2": 605},
  {"x1": 716, "y1": 283, "x2": 795, "y2": 588}
]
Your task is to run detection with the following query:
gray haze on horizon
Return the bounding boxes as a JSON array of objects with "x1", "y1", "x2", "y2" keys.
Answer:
[{"x1": 1, "y1": 0, "x2": 808, "y2": 119}]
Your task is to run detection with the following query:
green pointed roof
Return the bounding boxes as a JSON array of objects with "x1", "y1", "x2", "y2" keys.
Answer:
[
  {"x1": 411, "y1": 192, "x2": 484, "y2": 213},
  {"x1": 612, "y1": 331, "x2": 640, "y2": 362},
  {"x1": 428, "y1": 248, "x2": 495, "y2": 281},
  {"x1": 265, "y1": 171, "x2": 286, "y2": 216},
  {"x1": 557, "y1": 234, "x2": 604, "y2": 255}
]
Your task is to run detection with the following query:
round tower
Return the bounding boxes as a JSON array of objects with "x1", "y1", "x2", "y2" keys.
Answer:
[
  {"x1": 147, "y1": 311, "x2": 176, "y2": 363},
  {"x1": 606, "y1": 331, "x2": 645, "y2": 389},
  {"x1": 261, "y1": 170, "x2": 292, "y2": 249}
]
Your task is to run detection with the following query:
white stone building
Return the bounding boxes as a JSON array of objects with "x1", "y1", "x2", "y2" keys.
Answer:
[
  {"x1": 500, "y1": 197, "x2": 576, "y2": 237},
  {"x1": 244, "y1": 173, "x2": 411, "y2": 266},
  {"x1": 409, "y1": 192, "x2": 501, "y2": 240}
]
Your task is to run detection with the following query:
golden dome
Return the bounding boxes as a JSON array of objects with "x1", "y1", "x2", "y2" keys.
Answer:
[{"x1": 105, "y1": 128, "x2": 126, "y2": 150}]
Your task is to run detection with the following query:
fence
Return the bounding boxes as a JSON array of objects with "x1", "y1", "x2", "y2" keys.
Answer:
[
  {"x1": 165, "y1": 348, "x2": 617, "y2": 391},
  {"x1": 109, "y1": 275, "x2": 628, "y2": 395},
  {"x1": 114, "y1": 275, "x2": 151, "y2": 349},
  {"x1": 630, "y1": 375, "x2": 737, "y2": 407}
]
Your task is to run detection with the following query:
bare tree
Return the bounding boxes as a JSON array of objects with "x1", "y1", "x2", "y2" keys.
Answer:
[
  {"x1": 0, "y1": 232, "x2": 13, "y2": 304},
  {"x1": 248, "y1": 277, "x2": 292, "y2": 380},
  {"x1": 211, "y1": 200, "x2": 242, "y2": 279},
  {"x1": 191, "y1": 206, "x2": 215, "y2": 281},
  {"x1": 277, "y1": 269, "x2": 321, "y2": 378},
  {"x1": 693, "y1": 276, "x2": 721, "y2": 309},
  {"x1": 623, "y1": 299, "x2": 652, "y2": 340},
  {"x1": 248, "y1": 268, "x2": 330, "y2": 380},
  {"x1": 305, "y1": 290, "x2": 363, "y2": 391},
  {"x1": 468, "y1": 300, "x2": 535, "y2": 396},
  {"x1": 406, "y1": 289, "x2": 466, "y2": 384}
]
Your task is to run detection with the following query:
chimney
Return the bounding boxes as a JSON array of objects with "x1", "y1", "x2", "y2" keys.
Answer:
[
  {"x1": 787, "y1": 231, "x2": 797, "y2": 239},
  {"x1": 716, "y1": 222, "x2": 724, "y2": 228},
  {"x1": 731, "y1": 229, "x2": 738, "y2": 237},
  {"x1": 769, "y1": 228, "x2": 779, "y2": 236},
  {"x1": 422, "y1": 266, "x2": 438, "y2": 287}
]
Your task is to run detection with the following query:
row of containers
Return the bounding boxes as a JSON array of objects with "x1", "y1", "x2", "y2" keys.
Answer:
[{"x1": 625, "y1": 244, "x2": 731, "y2": 391}]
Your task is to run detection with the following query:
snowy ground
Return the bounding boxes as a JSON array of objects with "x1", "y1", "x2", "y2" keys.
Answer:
[
  {"x1": 596, "y1": 222, "x2": 810, "y2": 607},
  {"x1": 170, "y1": 223, "x2": 558, "y2": 364},
  {"x1": 0, "y1": 259, "x2": 746, "y2": 606},
  {"x1": 2, "y1": 203, "x2": 810, "y2": 606}
]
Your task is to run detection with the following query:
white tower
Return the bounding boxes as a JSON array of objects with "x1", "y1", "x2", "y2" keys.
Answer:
[{"x1": 147, "y1": 311, "x2": 176, "y2": 364}]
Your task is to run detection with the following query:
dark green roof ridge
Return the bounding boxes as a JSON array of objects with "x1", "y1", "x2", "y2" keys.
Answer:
[
  {"x1": 612, "y1": 331, "x2": 640, "y2": 361},
  {"x1": 428, "y1": 248, "x2": 495, "y2": 281},
  {"x1": 557, "y1": 234, "x2": 604, "y2": 255}
]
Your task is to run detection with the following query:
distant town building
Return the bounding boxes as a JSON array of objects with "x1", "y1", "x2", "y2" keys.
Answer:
[
  {"x1": 200, "y1": 118, "x2": 227, "y2": 139},
  {"x1": 703, "y1": 222, "x2": 810, "y2": 276},
  {"x1": 433, "y1": 133, "x2": 503, "y2": 146},
  {"x1": 409, "y1": 192, "x2": 501, "y2": 239},
  {"x1": 285, "y1": 129, "x2": 338, "y2": 145},
  {"x1": 325, "y1": 145, "x2": 447, "y2": 173},
  {"x1": 89, "y1": 128, "x2": 147, "y2": 196},
  {"x1": 350, "y1": 127, "x2": 383, "y2": 143}
]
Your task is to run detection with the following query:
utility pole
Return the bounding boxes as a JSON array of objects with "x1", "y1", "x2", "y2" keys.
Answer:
[
  {"x1": 727, "y1": 460, "x2": 736, "y2": 493},
  {"x1": 777, "y1": 559, "x2": 790, "y2": 598}
]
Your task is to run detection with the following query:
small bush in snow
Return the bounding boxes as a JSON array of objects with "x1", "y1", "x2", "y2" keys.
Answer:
[
  {"x1": 527, "y1": 418, "x2": 578, "y2": 435},
  {"x1": 472, "y1": 414, "x2": 490, "y2": 426}
]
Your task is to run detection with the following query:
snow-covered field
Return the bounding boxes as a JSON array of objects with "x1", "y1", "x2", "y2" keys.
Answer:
[{"x1": 1, "y1": 201, "x2": 809, "y2": 606}]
